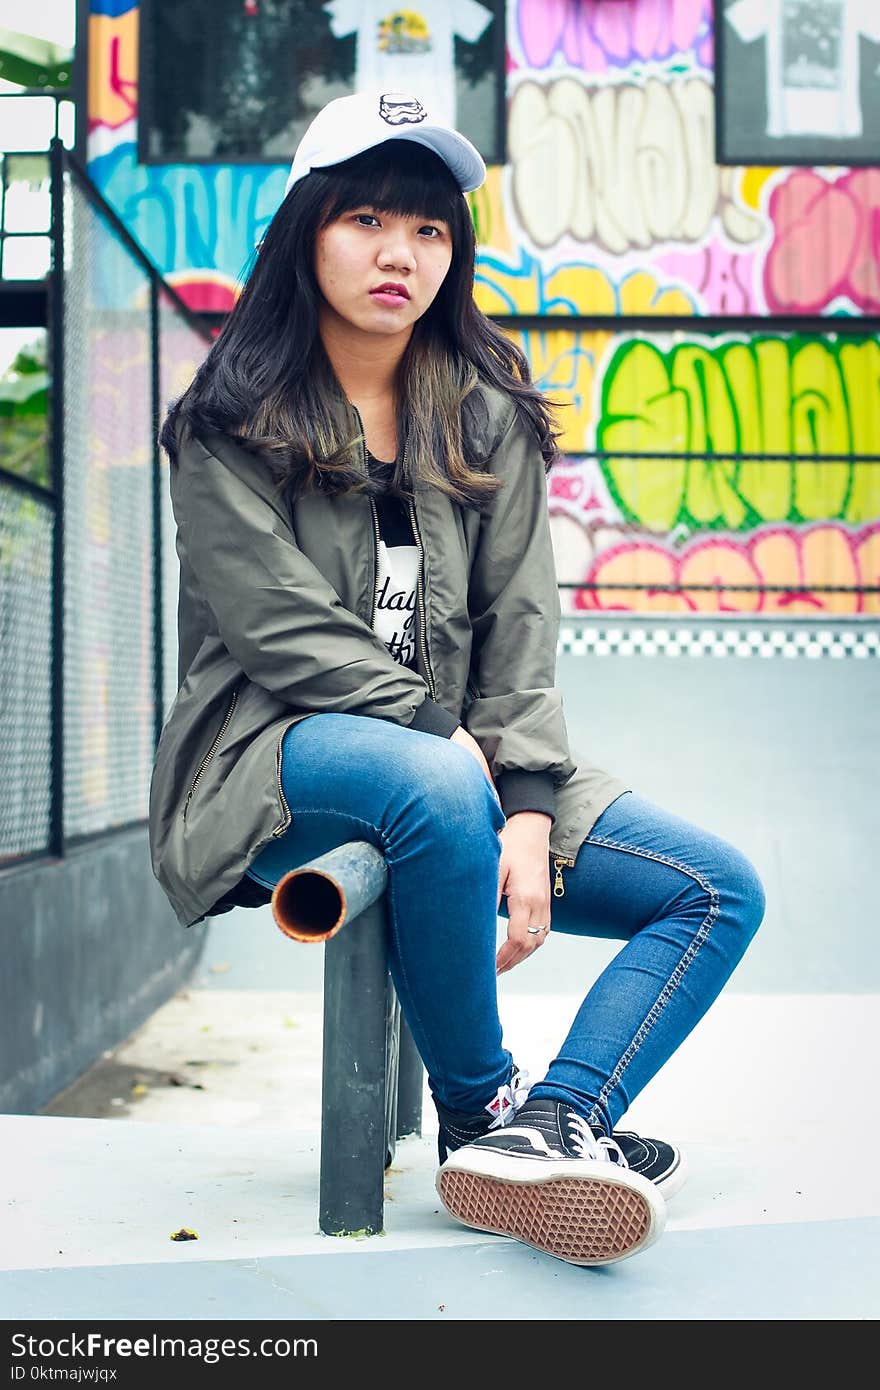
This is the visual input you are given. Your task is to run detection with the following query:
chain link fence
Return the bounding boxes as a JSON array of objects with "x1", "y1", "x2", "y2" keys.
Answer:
[{"x1": 0, "y1": 140, "x2": 212, "y2": 866}]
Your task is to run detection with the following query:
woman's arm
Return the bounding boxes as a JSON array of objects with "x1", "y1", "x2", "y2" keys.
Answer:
[{"x1": 466, "y1": 406, "x2": 577, "y2": 822}]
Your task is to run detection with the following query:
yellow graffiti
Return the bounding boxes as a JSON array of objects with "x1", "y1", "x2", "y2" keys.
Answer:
[
  {"x1": 739, "y1": 167, "x2": 780, "y2": 212},
  {"x1": 474, "y1": 247, "x2": 694, "y2": 318},
  {"x1": 89, "y1": 8, "x2": 139, "y2": 130},
  {"x1": 470, "y1": 166, "x2": 514, "y2": 258},
  {"x1": 501, "y1": 328, "x2": 614, "y2": 451},
  {"x1": 619, "y1": 272, "x2": 692, "y2": 317}
]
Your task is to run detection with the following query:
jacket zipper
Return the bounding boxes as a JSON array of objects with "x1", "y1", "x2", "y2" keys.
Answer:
[
  {"x1": 184, "y1": 689, "x2": 238, "y2": 820},
  {"x1": 368, "y1": 494, "x2": 381, "y2": 632},
  {"x1": 407, "y1": 489, "x2": 437, "y2": 700},
  {"x1": 552, "y1": 854, "x2": 576, "y2": 898},
  {"x1": 272, "y1": 722, "x2": 294, "y2": 836}
]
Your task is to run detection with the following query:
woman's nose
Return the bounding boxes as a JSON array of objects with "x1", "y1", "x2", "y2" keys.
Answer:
[{"x1": 378, "y1": 238, "x2": 417, "y2": 273}]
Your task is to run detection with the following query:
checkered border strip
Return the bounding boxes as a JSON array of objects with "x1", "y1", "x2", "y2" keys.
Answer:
[{"x1": 558, "y1": 625, "x2": 880, "y2": 659}]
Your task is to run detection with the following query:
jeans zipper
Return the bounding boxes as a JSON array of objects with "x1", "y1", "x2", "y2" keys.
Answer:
[{"x1": 184, "y1": 689, "x2": 238, "y2": 820}]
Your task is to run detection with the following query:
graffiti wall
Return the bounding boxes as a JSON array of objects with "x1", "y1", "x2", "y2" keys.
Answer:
[{"x1": 86, "y1": 0, "x2": 880, "y2": 615}]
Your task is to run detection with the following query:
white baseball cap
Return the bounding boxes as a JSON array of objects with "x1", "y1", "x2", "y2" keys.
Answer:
[{"x1": 284, "y1": 90, "x2": 487, "y2": 197}]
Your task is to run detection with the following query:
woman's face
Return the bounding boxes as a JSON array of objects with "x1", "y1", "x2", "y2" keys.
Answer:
[{"x1": 314, "y1": 204, "x2": 453, "y2": 341}]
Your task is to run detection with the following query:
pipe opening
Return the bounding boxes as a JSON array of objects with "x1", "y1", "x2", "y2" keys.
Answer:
[{"x1": 272, "y1": 869, "x2": 345, "y2": 943}]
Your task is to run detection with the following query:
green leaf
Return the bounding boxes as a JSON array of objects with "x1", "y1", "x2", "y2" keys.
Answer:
[{"x1": 0, "y1": 50, "x2": 71, "y2": 88}]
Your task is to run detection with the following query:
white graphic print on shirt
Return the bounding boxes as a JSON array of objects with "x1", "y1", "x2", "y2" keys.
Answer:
[
  {"x1": 323, "y1": 0, "x2": 493, "y2": 127},
  {"x1": 374, "y1": 534, "x2": 419, "y2": 666},
  {"x1": 726, "y1": 0, "x2": 880, "y2": 139}
]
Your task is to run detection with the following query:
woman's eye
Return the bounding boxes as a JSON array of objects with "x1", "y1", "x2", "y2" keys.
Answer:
[
  {"x1": 355, "y1": 213, "x2": 380, "y2": 226},
  {"x1": 419, "y1": 225, "x2": 443, "y2": 239}
]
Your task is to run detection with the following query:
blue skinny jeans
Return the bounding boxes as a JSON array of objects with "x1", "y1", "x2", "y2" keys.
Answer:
[{"x1": 246, "y1": 713, "x2": 765, "y2": 1136}]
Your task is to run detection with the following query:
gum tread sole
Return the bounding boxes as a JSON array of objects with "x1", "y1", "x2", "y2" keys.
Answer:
[{"x1": 438, "y1": 1169, "x2": 654, "y2": 1265}]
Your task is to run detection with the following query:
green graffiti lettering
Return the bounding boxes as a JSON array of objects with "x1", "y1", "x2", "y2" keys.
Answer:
[
  {"x1": 670, "y1": 345, "x2": 747, "y2": 529},
  {"x1": 729, "y1": 340, "x2": 792, "y2": 521},
  {"x1": 839, "y1": 339, "x2": 880, "y2": 524},
  {"x1": 598, "y1": 335, "x2": 878, "y2": 531},
  {"x1": 599, "y1": 340, "x2": 687, "y2": 532},
  {"x1": 791, "y1": 341, "x2": 849, "y2": 520}
]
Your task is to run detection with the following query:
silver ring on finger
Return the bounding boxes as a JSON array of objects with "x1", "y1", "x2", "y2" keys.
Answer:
[{"x1": 526, "y1": 925, "x2": 549, "y2": 936}]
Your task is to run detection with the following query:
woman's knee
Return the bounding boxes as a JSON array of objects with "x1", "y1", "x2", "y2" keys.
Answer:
[
  {"x1": 282, "y1": 712, "x2": 503, "y2": 840},
  {"x1": 409, "y1": 733, "x2": 500, "y2": 815},
  {"x1": 712, "y1": 840, "x2": 766, "y2": 943}
]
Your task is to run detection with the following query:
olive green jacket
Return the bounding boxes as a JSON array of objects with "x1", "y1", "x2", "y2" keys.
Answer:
[{"x1": 148, "y1": 383, "x2": 626, "y2": 928}]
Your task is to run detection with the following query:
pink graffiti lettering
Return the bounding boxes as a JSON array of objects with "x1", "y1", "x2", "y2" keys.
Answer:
[
  {"x1": 109, "y1": 34, "x2": 137, "y2": 121},
  {"x1": 515, "y1": 0, "x2": 712, "y2": 73},
  {"x1": 766, "y1": 170, "x2": 880, "y2": 314},
  {"x1": 574, "y1": 522, "x2": 880, "y2": 614},
  {"x1": 654, "y1": 243, "x2": 759, "y2": 314}
]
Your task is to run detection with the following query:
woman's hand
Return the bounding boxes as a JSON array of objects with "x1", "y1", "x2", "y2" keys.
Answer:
[
  {"x1": 495, "y1": 811, "x2": 553, "y2": 976},
  {"x1": 450, "y1": 725, "x2": 501, "y2": 806}
]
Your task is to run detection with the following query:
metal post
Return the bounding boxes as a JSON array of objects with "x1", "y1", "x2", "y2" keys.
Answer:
[
  {"x1": 270, "y1": 839, "x2": 426, "y2": 1234},
  {"x1": 319, "y1": 894, "x2": 391, "y2": 1235},
  {"x1": 395, "y1": 1015, "x2": 424, "y2": 1139},
  {"x1": 383, "y1": 986, "x2": 401, "y2": 1169}
]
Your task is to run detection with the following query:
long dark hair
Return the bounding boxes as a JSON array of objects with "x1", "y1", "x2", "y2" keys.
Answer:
[{"x1": 160, "y1": 140, "x2": 561, "y2": 509}]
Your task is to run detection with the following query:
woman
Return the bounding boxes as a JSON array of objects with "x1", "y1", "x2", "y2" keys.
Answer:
[{"x1": 149, "y1": 90, "x2": 765, "y2": 1268}]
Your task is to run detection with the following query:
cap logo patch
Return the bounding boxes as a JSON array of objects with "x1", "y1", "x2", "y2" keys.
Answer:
[{"x1": 378, "y1": 93, "x2": 428, "y2": 126}]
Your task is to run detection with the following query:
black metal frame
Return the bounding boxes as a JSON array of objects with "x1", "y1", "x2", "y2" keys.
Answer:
[
  {"x1": 48, "y1": 138, "x2": 65, "y2": 859},
  {"x1": 73, "y1": 0, "x2": 89, "y2": 168},
  {"x1": 496, "y1": 313, "x2": 880, "y2": 335},
  {"x1": 136, "y1": 0, "x2": 508, "y2": 169}
]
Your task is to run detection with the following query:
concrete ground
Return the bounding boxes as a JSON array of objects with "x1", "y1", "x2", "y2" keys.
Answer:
[
  {"x1": 2, "y1": 619, "x2": 878, "y2": 1323},
  {"x1": 3, "y1": 981, "x2": 878, "y2": 1321}
]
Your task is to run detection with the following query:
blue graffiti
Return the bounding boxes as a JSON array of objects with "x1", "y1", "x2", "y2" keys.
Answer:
[{"x1": 89, "y1": 142, "x2": 288, "y2": 289}]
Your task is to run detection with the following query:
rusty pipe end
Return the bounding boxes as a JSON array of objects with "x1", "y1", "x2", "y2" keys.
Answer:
[{"x1": 271, "y1": 867, "x2": 346, "y2": 943}]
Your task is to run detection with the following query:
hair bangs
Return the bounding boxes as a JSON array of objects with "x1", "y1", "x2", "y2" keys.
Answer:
[{"x1": 320, "y1": 140, "x2": 462, "y2": 230}]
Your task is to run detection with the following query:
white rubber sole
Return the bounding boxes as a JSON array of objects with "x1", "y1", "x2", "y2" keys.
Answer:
[
  {"x1": 654, "y1": 1148, "x2": 688, "y2": 1201},
  {"x1": 436, "y1": 1147, "x2": 667, "y2": 1267}
]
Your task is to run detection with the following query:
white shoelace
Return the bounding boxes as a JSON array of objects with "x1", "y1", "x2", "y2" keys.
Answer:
[
  {"x1": 485, "y1": 1068, "x2": 532, "y2": 1130},
  {"x1": 567, "y1": 1112, "x2": 630, "y2": 1167}
]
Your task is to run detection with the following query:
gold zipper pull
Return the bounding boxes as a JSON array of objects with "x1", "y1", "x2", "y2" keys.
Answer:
[{"x1": 553, "y1": 857, "x2": 567, "y2": 898}]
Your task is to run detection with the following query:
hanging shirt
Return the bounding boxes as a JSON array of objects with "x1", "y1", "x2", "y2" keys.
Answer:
[
  {"x1": 726, "y1": 0, "x2": 880, "y2": 140},
  {"x1": 323, "y1": 0, "x2": 494, "y2": 128},
  {"x1": 366, "y1": 449, "x2": 420, "y2": 670}
]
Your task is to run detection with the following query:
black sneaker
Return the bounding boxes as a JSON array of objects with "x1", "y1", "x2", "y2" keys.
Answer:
[
  {"x1": 434, "y1": 1067, "x2": 532, "y2": 1164},
  {"x1": 610, "y1": 1128, "x2": 687, "y2": 1199},
  {"x1": 436, "y1": 1097, "x2": 666, "y2": 1267}
]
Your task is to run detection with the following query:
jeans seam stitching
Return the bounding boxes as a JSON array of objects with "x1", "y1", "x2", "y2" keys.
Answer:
[{"x1": 581, "y1": 833, "x2": 720, "y2": 1131}]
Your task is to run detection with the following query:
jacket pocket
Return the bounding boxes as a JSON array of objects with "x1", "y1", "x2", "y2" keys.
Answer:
[{"x1": 183, "y1": 688, "x2": 239, "y2": 821}]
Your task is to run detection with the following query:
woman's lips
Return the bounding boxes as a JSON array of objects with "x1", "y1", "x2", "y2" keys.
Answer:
[{"x1": 369, "y1": 289, "x2": 410, "y2": 307}]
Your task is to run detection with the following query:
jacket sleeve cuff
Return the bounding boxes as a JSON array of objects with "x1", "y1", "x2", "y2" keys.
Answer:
[
  {"x1": 406, "y1": 696, "x2": 461, "y2": 739},
  {"x1": 495, "y1": 770, "x2": 556, "y2": 823}
]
